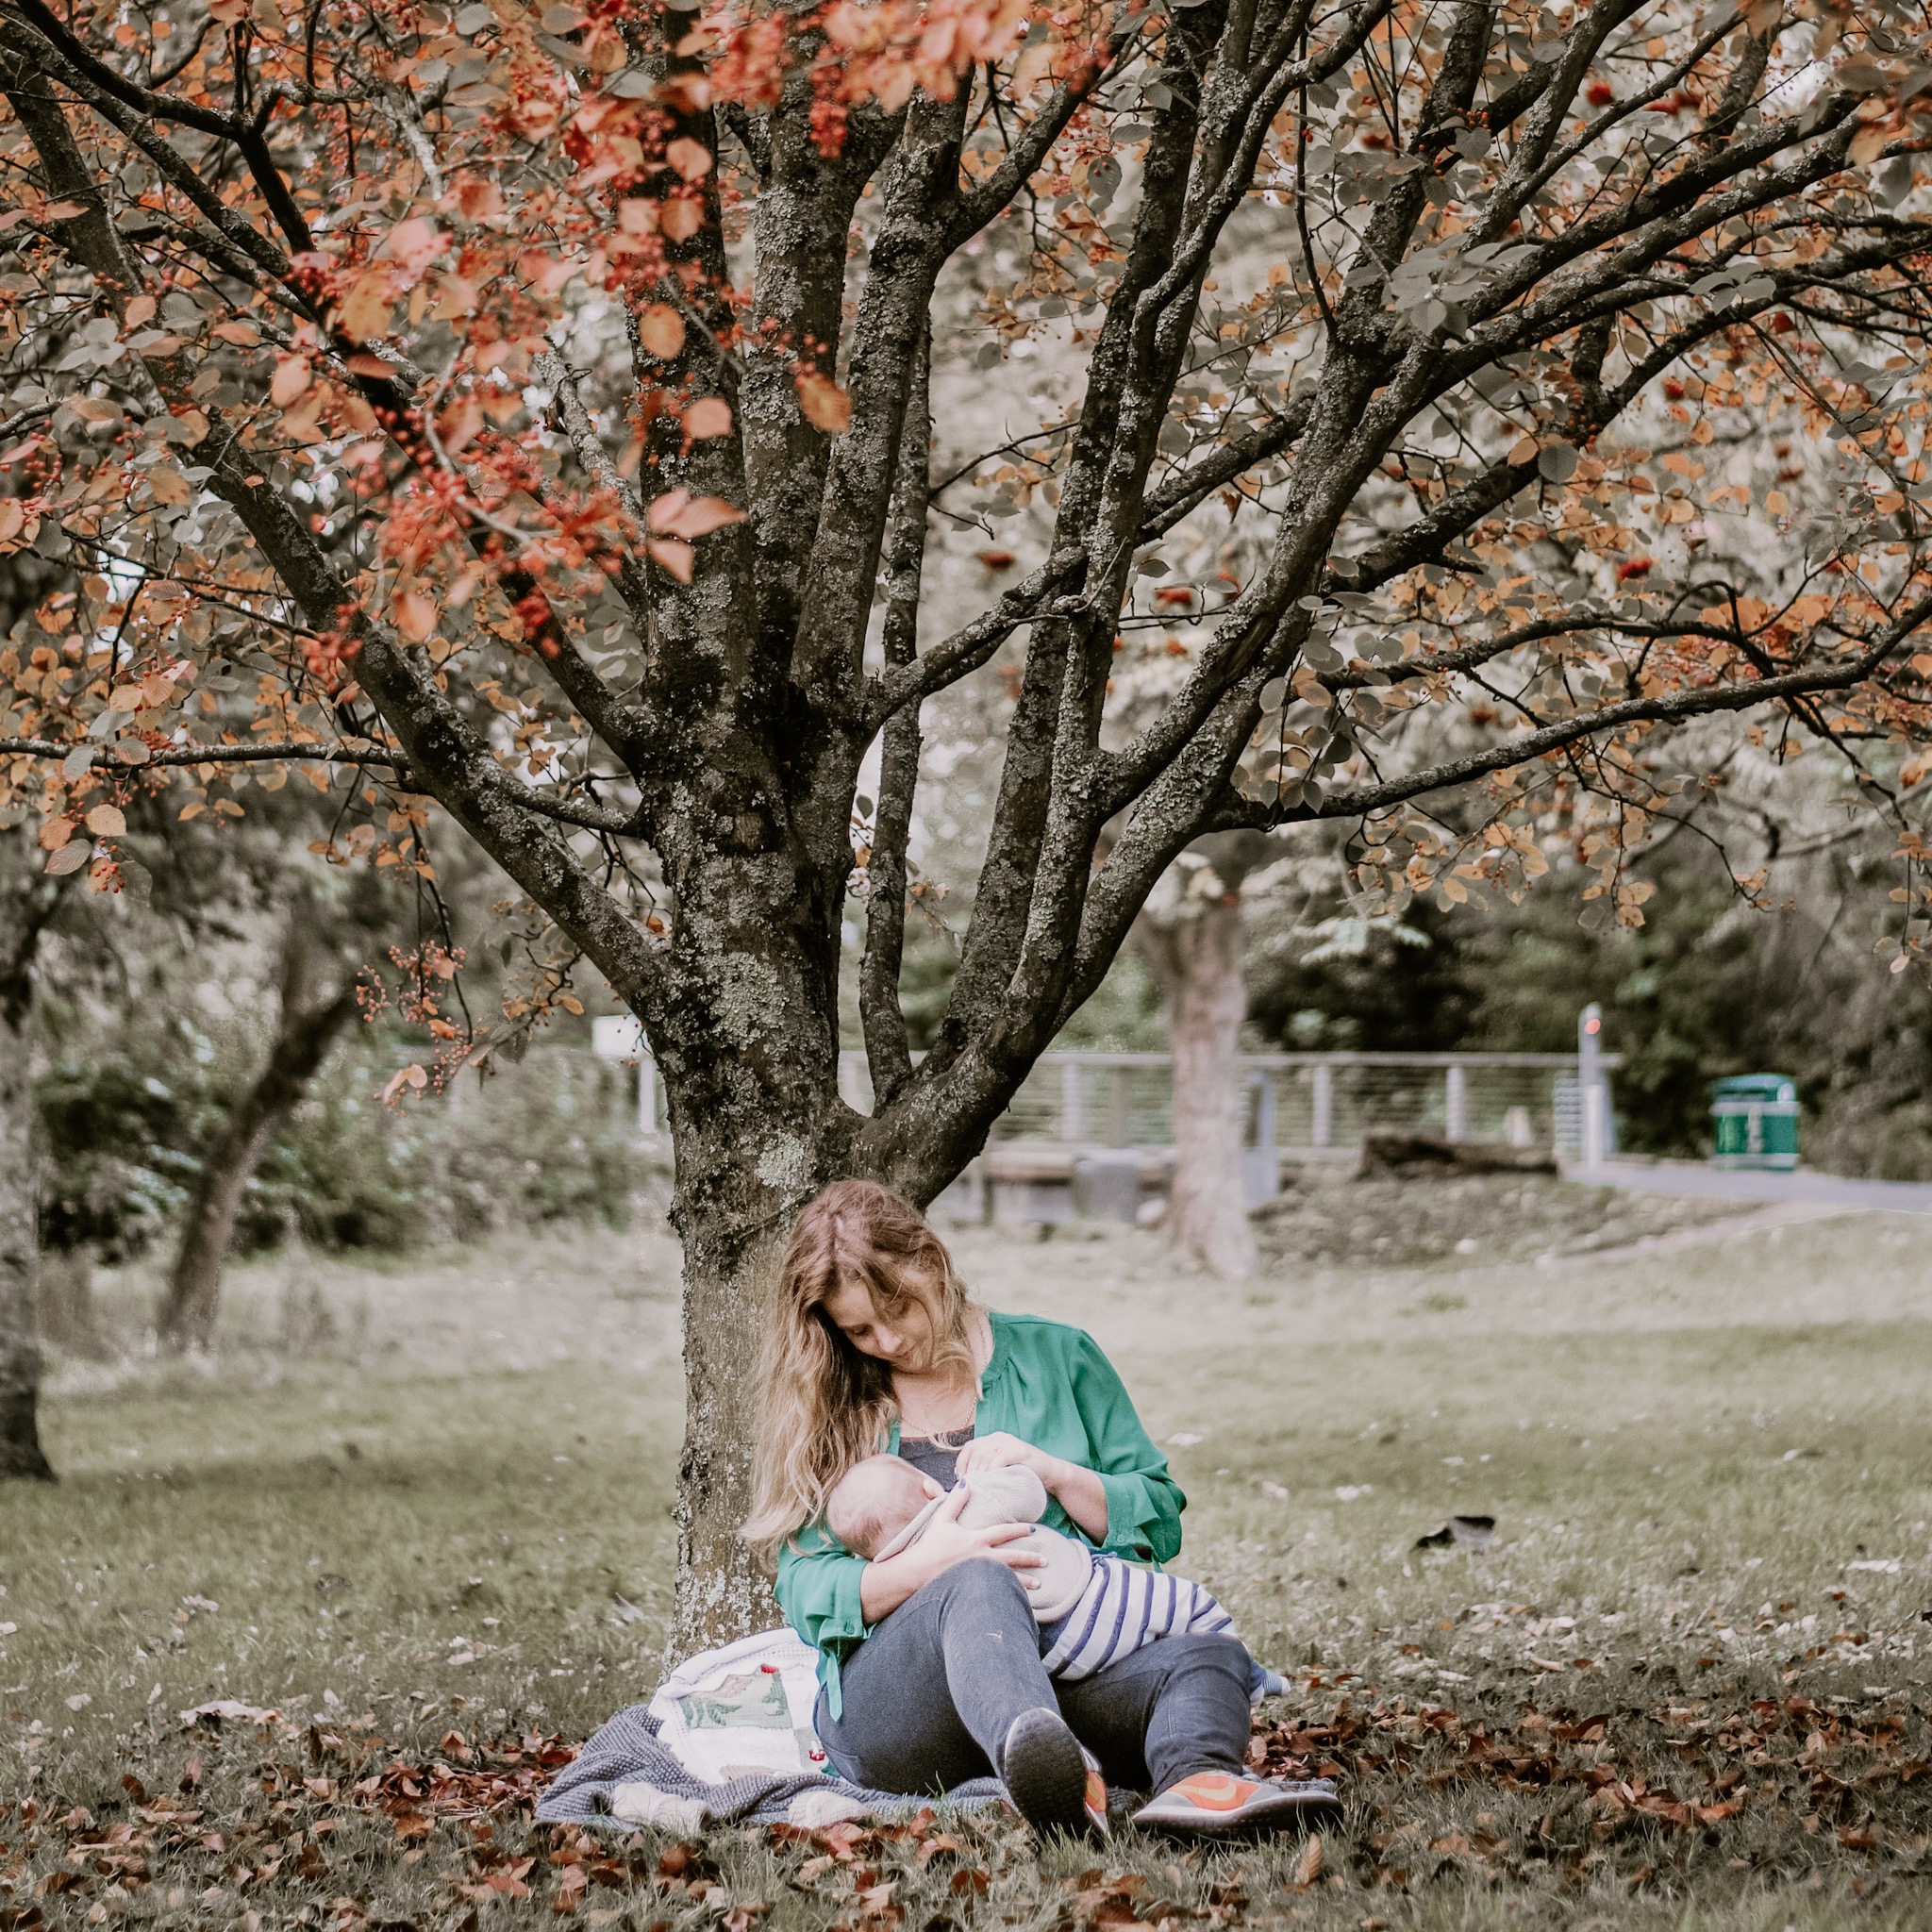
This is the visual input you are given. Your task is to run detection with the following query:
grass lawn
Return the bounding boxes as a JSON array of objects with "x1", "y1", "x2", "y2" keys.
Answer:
[{"x1": 2, "y1": 1186, "x2": 1929, "y2": 1929}]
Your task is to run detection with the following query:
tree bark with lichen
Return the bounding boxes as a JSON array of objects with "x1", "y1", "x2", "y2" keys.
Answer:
[{"x1": 0, "y1": 822, "x2": 57, "y2": 1482}]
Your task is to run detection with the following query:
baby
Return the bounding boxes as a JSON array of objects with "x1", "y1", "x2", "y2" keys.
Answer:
[{"x1": 827, "y1": 1454, "x2": 1286, "y2": 1703}]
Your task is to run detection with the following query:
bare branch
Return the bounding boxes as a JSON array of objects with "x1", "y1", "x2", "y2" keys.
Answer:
[{"x1": 858, "y1": 326, "x2": 930, "y2": 1109}]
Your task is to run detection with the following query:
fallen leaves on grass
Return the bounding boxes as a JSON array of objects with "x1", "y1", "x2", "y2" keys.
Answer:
[
  {"x1": 1247, "y1": 1684, "x2": 1932, "y2": 1896},
  {"x1": 293, "y1": 1724, "x2": 577, "y2": 1838},
  {"x1": 7, "y1": 1692, "x2": 1928, "y2": 1929}
]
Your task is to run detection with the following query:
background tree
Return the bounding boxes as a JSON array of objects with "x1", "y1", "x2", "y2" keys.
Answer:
[
  {"x1": 156, "y1": 874, "x2": 384, "y2": 1348},
  {"x1": 1133, "y1": 831, "x2": 1313, "y2": 1276},
  {"x1": 7, "y1": 0, "x2": 1932, "y2": 1642},
  {"x1": 0, "y1": 819, "x2": 63, "y2": 1477}
]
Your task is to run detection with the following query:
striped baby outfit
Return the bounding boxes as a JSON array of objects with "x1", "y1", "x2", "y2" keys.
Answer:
[
  {"x1": 879, "y1": 1464, "x2": 1285, "y2": 1703},
  {"x1": 1040, "y1": 1556, "x2": 1240, "y2": 1678}
]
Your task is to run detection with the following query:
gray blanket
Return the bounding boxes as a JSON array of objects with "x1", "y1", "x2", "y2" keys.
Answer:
[{"x1": 535, "y1": 1703, "x2": 1008, "y2": 1827}]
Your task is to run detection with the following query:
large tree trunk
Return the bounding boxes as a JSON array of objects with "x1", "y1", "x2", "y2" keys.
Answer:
[
  {"x1": 658, "y1": 846, "x2": 856, "y2": 1659},
  {"x1": 674, "y1": 1224, "x2": 793, "y2": 1655},
  {"x1": 158, "y1": 915, "x2": 358, "y2": 1351},
  {"x1": 1139, "y1": 887, "x2": 1257, "y2": 1280},
  {"x1": 0, "y1": 824, "x2": 55, "y2": 1481}
]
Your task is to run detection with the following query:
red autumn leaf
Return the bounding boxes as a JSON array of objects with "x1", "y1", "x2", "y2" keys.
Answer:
[
  {"x1": 797, "y1": 371, "x2": 851, "y2": 433},
  {"x1": 638, "y1": 303, "x2": 686, "y2": 358},
  {"x1": 647, "y1": 537, "x2": 695, "y2": 582},
  {"x1": 659, "y1": 198, "x2": 705, "y2": 242},
  {"x1": 650, "y1": 491, "x2": 745, "y2": 540},
  {"x1": 665, "y1": 137, "x2": 713, "y2": 182},
  {"x1": 684, "y1": 396, "x2": 734, "y2": 440},
  {"x1": 270, "y1": 357, "x2": 311, "y2": 407}
]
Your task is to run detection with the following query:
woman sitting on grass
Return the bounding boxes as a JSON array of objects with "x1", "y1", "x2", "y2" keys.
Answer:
[{"x1": 743, "y1": 1177, "x2": 1340, "y2": 1840}]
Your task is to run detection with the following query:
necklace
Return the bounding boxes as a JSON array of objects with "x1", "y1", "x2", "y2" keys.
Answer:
[
  {"x1": 893, "y1": 1308, "x2": 991, "y2": 1438},
  {"x1": 897, "y1": 1374, "x2": 976, "y2": 1439}
]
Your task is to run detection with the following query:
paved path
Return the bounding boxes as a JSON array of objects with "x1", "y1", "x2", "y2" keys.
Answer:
[{"x1": 1570, "y1": 1157, "x2": 1932, "y2": 1216}]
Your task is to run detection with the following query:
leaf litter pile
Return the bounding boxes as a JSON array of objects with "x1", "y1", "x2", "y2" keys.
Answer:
[{"x1": 5, "y1": 1661, "x2": 1930, "y2": 1929}]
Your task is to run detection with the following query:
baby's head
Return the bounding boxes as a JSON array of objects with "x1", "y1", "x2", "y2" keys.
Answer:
[{"x1": 826, "y1": 1454, "x2": 935, "y2": 1559}]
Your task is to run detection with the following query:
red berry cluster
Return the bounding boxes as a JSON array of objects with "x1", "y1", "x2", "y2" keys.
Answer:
[{"x1": 370, "y1": 398, "x2": 433, "y2": 473}]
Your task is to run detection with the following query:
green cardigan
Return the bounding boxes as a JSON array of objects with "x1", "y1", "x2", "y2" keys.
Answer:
[{"x1": 774, "y1": 1310, "x2": 1185, "y2": 1718}]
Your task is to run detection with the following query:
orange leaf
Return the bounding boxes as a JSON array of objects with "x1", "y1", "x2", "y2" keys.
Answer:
[
  {"x1": 797, "y1": 371, "x2": 851, "y2": 434},
  {"x1": 1849, "y1": 122, "x2": 1890, "y2": 165},
  {"x1": 339, "y1": 268, "x2": 394, "y2": 342},
  {"x1": 646, "y1": 537, "x2": 694, "y2": 582},
  {"x1": 393, "y1": 590, "x2": 438, "y2": 642},
  {"x1": 659, "y1": 198, "x2": 705, "y2": 242},
  {"x1": 683, "y1": 396, "x2": 733, "y2": 439},
  {"x1": 439, "y1": 397, "x2": 485, "y2": 455},
  {"x1": 666, "y1": 137, "x2": 713, "y2": 182},
  {"x1": 37, "y1": 818, "x2": 73, "y2": 851},
  {"x1": 270, "y1": 357, "x2": 312, "y2": 407},
  {"x1": 654, "y1": 492, "x2": 745, "y2": 540},
  {"x1": 637, "y1": 302, "x2": 686, "y2": 359},
  {"x1": 84, "y1": 804, "x2": 125, "y2": 838}
]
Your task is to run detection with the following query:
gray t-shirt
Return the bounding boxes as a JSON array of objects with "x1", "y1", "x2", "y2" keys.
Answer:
[{"x1": 897, "y1": 1426, "x2": 973, "y2": 1489}]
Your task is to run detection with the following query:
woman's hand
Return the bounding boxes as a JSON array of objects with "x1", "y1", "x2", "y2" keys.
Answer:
[
  {"x1": 858, "y1": 1483, "x2": 1042, "y2": 1624},
  {"x1": 953, "y1": 1431, "x2": 1058, "y2": 1483},
  {"x1": 955, "y1": 1433, "x2": 1110, "y2": 1543}
]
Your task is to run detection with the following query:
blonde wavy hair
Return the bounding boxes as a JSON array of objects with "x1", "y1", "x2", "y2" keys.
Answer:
[{"x1": 742, "y1": 1178, "x2": 978, "y2": 1557}]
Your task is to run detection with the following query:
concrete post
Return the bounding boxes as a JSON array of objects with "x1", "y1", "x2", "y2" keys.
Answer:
[
  {"x1": 1311, "y1": 1062, "x2": 1333, "y2": 1148},
  {"x1": 1060, "y1": 1058, "x2": 1087, "y2": 1142},
  {"x1": 1578, "y1": 1003, "x2": 1606, "y2": 1168},
  {"x1": 1445, "y1": 1060, "x2": 1468, "y2": 1141}
]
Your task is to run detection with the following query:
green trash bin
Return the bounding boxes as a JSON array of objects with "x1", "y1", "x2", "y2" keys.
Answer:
[{"x1": 1709, "y1": 1074, "x2": 1799, "y2": 1171}]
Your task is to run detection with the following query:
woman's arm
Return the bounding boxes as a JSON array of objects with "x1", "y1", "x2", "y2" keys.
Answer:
[
  {"x1": 781, "y1": 1491, "x2": 1045, "y2": 1636},
  {"x1": 950, "y1": 1327, "x2": 1180, "y2": 1554},
  {"x1": 857, "y1": 1487, "x2": 1043, "y2": 1620},
  {"x1": 1067, "y1": 1330, "x2": 1185, "y2": 1560},
  {"x1": 953, "y1": 1433, "x2": 1110, "y2": 1541},
  {"x1": 954, "y1": 1327, "x2": 1184, "y2": 1559},
  {"x1": 775, "y1": 1526, "x2": 871, "y2": 1662}
]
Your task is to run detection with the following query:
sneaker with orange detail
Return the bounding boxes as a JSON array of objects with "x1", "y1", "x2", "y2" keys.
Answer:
[
  {"x1": 1080, "y1": 1746, "x2": 1111, "y2": 1837},
  {"x1": 999, "y1": 1708, "x2": 1108, "y2": 1839},
  {"x1": 1131, "y1": 1771, "x2": 1342, "y2": 1838}
]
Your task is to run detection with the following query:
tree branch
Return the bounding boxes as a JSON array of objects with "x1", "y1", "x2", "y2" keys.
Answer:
[
  {"x1": 1294, "y1": 615, "x2": 1932, "y2": 824},
  {"x1": 7, "y1": 0, "x2": 315, "y2": 253},
  {"x1": 858, "y1": 326, "x2": 929, "y2": 1109}
]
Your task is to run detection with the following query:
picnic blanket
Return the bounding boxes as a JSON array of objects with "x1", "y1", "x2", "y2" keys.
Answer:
[{"x1": 536, "y1": 1626, "x2": 1008, "y2": 1829}]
